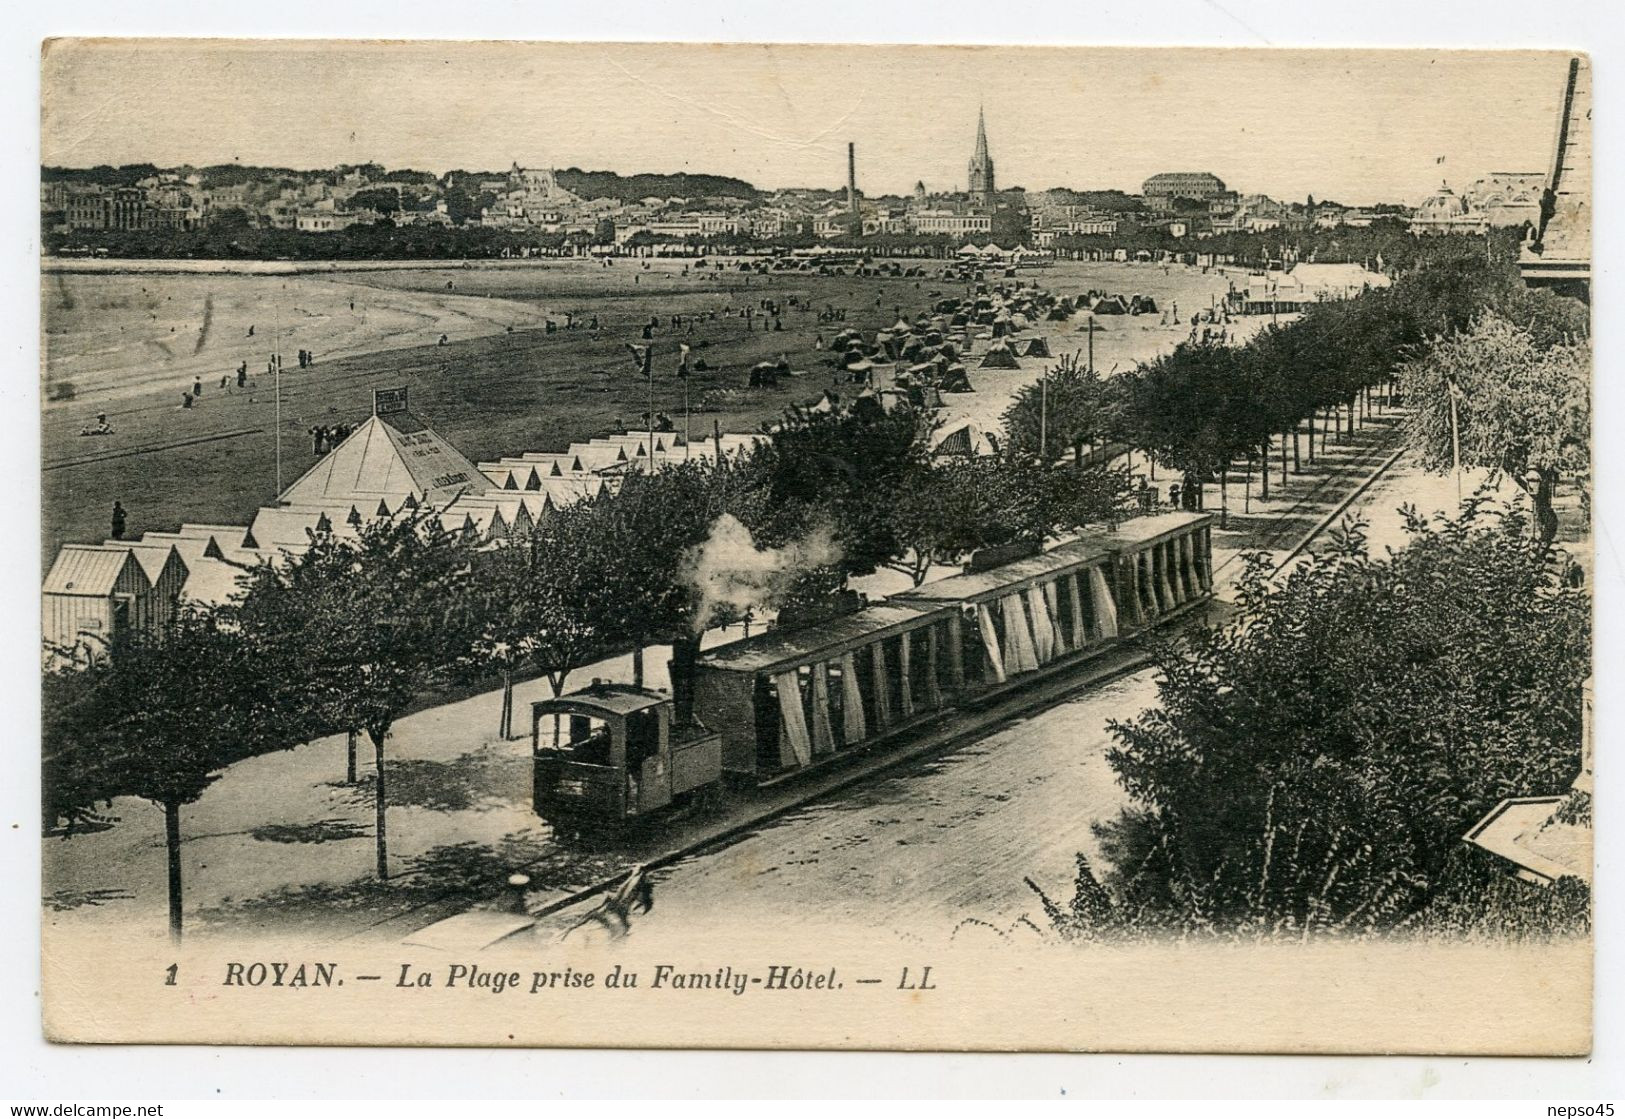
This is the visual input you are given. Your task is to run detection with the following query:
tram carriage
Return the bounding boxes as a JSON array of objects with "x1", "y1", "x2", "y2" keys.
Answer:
[
  {"x1": 1099, "y1": 512, "x2": 1216, "y2": 629},
  {"x1": 691, "y1": 603, "x2": 962, "y2": 783},
  {"x1": 529, "y1": 511, "x2": 1215, "y2": 820}
]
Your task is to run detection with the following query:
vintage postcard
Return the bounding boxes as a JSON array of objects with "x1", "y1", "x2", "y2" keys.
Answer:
[{"x1": 38, "y1": 40, "x2": 1592, "y2": 1052}]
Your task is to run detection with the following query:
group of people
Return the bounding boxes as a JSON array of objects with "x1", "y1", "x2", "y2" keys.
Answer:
[{"x1": 309, "y1": 421, "x2": 356, "y2": 456}]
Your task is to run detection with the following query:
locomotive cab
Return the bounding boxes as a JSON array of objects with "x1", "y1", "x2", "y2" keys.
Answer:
[{"x1": 532, "y1": 683, "x2": 722, "y2": 822}]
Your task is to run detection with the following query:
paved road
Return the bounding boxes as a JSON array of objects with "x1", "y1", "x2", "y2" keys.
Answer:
[{"x1": 533, "y1": 670, "x2": 1158, "y2": 945}]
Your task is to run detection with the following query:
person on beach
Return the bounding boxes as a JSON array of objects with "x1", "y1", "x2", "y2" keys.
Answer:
[
  {"x1": 110, "y1": 502, "x2": 126, "y2": 541},
  {"x1": 192, "y1": 377, "x2": 203, "y2": 399}
]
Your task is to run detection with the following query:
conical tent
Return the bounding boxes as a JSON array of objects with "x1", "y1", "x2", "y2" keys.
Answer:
[
  {"x1": 1018, "y1": 337, "x2": 1052, "y2": 358},
  {"x1": 279, "y1": 409, "x2": 491, "y2": 508},
  {"x1": 978, "y1": 340, "x2": 1021, "y2": 369}
]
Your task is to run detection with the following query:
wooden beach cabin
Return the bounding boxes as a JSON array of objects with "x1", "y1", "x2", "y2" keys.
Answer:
[{"x1": 42, "y1": 544, "x2": 153, "y2": 660}]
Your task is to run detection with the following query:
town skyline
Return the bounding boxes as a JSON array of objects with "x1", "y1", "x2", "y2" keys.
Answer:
[{"x1": 42, "y1": 42, "x2": 1571, "y2": 206}]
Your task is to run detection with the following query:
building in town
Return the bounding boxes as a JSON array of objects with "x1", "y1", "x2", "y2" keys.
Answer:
[
  {"x1": 1464, "y1": 172, "x2": 1545, "y2": 229},
  {"x1": 1408, "y1": 183, "x2": 1490, "y2": 235},
  {"x1": 910, "y1": 210, "x2": 993, "y2": 237},
  {"x1": 1142, "y1": 171, "x2": 1228, "y2": 204}
]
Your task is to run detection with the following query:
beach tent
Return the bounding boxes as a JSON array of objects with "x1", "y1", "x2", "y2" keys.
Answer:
[
  {"x1": 279, "y1": 406, "x2": 492, "y2": 509},
  {"x1": 911, "y1": 385, "x2": 945, "y2": 410},
  {"x1": 1092, "y1": 296, "x2": 1130, "y2": 314},
  {"x1": 978, "y1": 340, "x2": 1021, "y2": 369},
  {"x1": 931, "y1": 421, "x2": 999, "y2": 459},
  {"x1": 1018, "y1": 337, "x2": 1053, "y2": 358},
  {"x1": 939, "y1": 365, "x2": 975, "y2": 393}
]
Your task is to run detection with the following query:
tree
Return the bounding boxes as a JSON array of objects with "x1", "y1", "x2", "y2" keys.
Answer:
[
  {"x1": 349, "y1": 188, "x2": 403, "y2": 216},
  {"x1": 885, "y1": 451, "x2": 1133, "y2": 586},
  {"x1": 748, "y1": 403, "x2": 928, "y2": 579},
  {"x1": 512, "y1": 499, "x2": 633, "y2": 710},
  {"x1": 1001, "y1": 352, "x2": 1113, "y2": 461},
  {"x1": 1097, "y1": 506, "x2": 1589, "y2": 937},
  {"x1": 41, "y1": 608, "x2": 300, "y2": 941},
  {"x1": 1399, "y1": 312, "x2": 1590, "y2": 544},
  {"x1": 235, "y1": 511, "x2": 475, "y2": 880},
  {"x1": 1115, "y1": 342, "x2": 1263, "y2": 510}
]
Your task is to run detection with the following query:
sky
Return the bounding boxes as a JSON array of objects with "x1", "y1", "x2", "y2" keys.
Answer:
[{"x1": 40, "y1": 41, "x2": 1573, "y2": 206}]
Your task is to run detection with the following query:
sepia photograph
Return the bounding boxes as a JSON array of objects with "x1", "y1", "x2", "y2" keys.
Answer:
[{"x1": 30, "y1": 34, "x2": 1596, "y2": 1060}]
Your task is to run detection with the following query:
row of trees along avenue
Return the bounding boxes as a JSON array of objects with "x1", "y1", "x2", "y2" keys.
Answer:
[
  {"x1": 42, "y1": 400, "x2": 1131, "y2": 941},
  {"x1": 1003, "y1": 248, "x2": 1588, "y2": 541}
]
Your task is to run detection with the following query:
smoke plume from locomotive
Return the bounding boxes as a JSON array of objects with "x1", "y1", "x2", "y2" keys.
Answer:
[{"x1": 679, "y1": 514, "x2": 841, "y2": 631}]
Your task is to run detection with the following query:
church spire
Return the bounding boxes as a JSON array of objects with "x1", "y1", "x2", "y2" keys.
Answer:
[{"x1": 968, "y1": 105, "x2": 995, "y2": 204}]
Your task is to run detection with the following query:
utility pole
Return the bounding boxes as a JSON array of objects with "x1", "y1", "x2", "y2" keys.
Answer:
[
  {"x1": 273, "y1": 292, "x2": 284, "y2": 497},
  {"x1": 1039, "y1": 363, "x2": 1048, "y2": 463}
]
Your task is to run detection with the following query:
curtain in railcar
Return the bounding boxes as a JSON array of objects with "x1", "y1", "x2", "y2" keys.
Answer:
[
  {"x1": 1177, "y1": 534, "x2": 1196, "y2": 599},
  {"x1": 1155, "y1": 542, "x2": 1172, "y2": 606},
  {"x1": 1026, "y1": 584, "x2": 1057, "y2": 663},
  {"x1": 1043, "y1": 579, "x2": 1068, "y2": 654},
  {"x1": 837, "y1": 652, "x2": 867, "y2": 744},
  {"x1": 1122, "y1": 553, "x2": 1143, "y2": 625},
  {"x1": 898, "y1": 632, "x2": 915, "y2": 719},
  {"x1": 869, "y1": 640, "x2": 894, "y2": 728},
  {"x1": 1001, "y1": 592, "x2": 1041, "y2": 675},
  {"x1": 975, "y1": 603, "x2": 1007, "y2": 684},
  {"x1": 1066, "y1": 572, "x2": 1089, "y2": 646},
  {"x1": 1089, "y1": 564, "x2": 1119, "y2": 638},
  {"x1": 771, "y1": 670, "x2": 813, "y2": 768},
  {"x1": 809, "y1": 663, "x2": 836, "y2": 756},
  {"x1": 914, "y1": 625, "x2": 942, "y2": 710},
  {"x1": 1138, "y1": 551, "x2": 1158, "y2": 620}
]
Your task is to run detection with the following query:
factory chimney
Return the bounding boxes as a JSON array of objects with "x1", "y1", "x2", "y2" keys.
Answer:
[{"x1": 847, "y1": 142, "x2": 858, "y2": 216}]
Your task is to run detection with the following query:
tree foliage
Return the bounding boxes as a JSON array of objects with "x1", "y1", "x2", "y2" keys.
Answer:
[
  {"x1": 1399, "y1": 312, "x2": 1590, "y2": 543},
  {"x1": 41, "y1": 607, "x2": 302, "y2": 939},
  {"x1": 1096, "y1": 506, "x2": 1589, "y2": 938}
]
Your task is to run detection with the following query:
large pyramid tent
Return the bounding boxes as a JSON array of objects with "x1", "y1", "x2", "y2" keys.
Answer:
[{"x1": 279, "y1": 387, "x2": 493, "y2": 508}]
